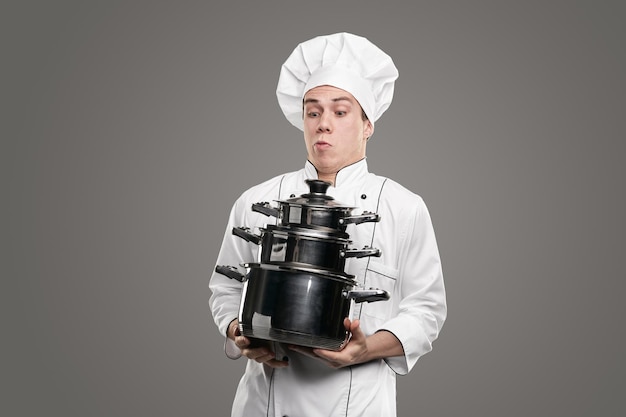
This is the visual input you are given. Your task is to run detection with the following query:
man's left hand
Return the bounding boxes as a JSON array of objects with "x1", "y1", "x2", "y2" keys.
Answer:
[{"x1": 288, "y1": 318, "x2": 369, "y2": 368}]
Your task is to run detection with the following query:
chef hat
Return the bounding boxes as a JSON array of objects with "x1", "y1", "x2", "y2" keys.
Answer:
[{"x1": 276, "y1": 32, "x2": 399, "y2": 131}]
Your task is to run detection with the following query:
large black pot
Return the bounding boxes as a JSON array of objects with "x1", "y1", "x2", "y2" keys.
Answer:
[
  {"x1": 232, "y1": 224, "x2": 381, "y2": 273},
  {"x1": 215, "y1": 263, "x2": 389, "y2": 350},
  {"x1": 251, "y1": 179, "x2": 380, "y2": 232}
]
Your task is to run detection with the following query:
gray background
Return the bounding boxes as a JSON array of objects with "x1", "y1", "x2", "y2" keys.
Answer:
[{"x1": 3, "y1": 1, "x2": 625, "y2": 416}]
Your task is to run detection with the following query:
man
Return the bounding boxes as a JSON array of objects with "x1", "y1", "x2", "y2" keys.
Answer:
[{"x1": 209, "y1": 32, "x2": 447, "y2": 416}]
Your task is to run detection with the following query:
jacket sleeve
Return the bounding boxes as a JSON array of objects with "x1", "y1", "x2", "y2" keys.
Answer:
[
  {"x1": 208, "y1": 195, "x2": 258, "y2": 358},
  {"x1": 380, "y1": 196, "x2": 447, "y2": 375}
]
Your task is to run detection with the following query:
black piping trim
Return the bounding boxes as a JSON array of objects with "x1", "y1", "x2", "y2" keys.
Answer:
[
  {"x1": 266, "y1": 368, "x2": 275, "y2": 416},
  {"x1": 358, "y1": 177, "x2": 388, "y2": 320},
  {"x1": 275, "y1": 175, "x2": 286, "y2": 226},
  {"x1": 344, "y1": 366, "x2": 353, "y2": 417},
  {"x1": 263, "y1": 177, "x2": 284, "y2": 416}
]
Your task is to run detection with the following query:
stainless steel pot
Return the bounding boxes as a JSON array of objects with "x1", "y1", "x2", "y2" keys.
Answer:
[
  {"x1": 215, "y1": 263, "x2": 389, "y2": 350},
  {"x1": 251, "y1": 179, "x2": 380, "y2": 232},
  {"x1": 232, "y1": 224, "x2": 381, "y2": 273}
]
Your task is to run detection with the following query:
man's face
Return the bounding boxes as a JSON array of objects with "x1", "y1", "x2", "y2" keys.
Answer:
[{"x1": 303, "y1": 85, "x2": 373, "y2": 181}]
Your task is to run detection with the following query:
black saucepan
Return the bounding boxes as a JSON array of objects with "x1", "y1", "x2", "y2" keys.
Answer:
[
  {"x1": 232, "y1": 225, "x2": 381, "y2": 273},
  {"x1": 215, "y1": 263, "x2": 389, "y2": 350}
]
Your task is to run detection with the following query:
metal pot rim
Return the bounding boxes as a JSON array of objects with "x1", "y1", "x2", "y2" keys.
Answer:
[
  {"x1": 275, "y1": 179, "x2": 355, "y2": 210},
  {"x1": 241, "y1": 262, "x2": 356, "y2": 283},
  {"x1": 262, "y1": 224, "x2": 350, "y2": 241},
  {"x1": 275, "y1": 199, "x2": 355, "y2": 210}
]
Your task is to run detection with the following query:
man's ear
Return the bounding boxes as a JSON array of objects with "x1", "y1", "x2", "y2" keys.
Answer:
[{"x1": 364, "y1": 120, "x2": 374, "y2": 140}]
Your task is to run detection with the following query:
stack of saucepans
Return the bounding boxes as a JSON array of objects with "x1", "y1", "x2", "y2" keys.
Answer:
[{"x1": 215, "y1": 179, "x2": 390, "y2": 351}]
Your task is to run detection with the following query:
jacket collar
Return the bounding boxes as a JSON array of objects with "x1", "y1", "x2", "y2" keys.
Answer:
[{"x1": 304, "y1": 158, "x2": 369, "y2": 188}]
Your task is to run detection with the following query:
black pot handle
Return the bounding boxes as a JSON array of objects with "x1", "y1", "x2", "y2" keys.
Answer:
[
  {"x1": 215, "y1": 265, "x2": 247, "y2": 282},
  {"x1": 345, "y1": 288, "x2": 390, "y2": 303},
  {"x1": 339, "y1": 211, "x2": 381, "y2": 225},
  {"x1": 340, "y1": 246, "x2": 382, "y2": 259},
  {"x1": 232, "y1": 227, "x2": 262, "y2": 245},
  {"x1": 251, "y1": 202, "x2": 280, "y2": 218}
]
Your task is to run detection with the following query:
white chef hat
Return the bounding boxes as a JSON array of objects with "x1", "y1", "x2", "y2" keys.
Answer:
[{"x1": 276, "y1": 32, "x2": 399, "y2": 131}]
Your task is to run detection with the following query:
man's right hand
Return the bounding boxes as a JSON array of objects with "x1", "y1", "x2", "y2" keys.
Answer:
[{"x1": 228, "y1": 319, "x2": 289, "y2": 368}]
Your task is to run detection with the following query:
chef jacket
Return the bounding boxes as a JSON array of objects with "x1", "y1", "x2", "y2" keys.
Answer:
[{"x1": 209, "y1": 159, "x2": 447, "y2": 417}]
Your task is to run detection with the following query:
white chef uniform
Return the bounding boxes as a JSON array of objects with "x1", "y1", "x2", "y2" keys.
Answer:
[{"x1": 209, "y1": 158, "x2": 447, "y2": 416}]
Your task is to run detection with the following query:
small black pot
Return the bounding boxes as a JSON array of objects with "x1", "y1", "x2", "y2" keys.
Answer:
[
  {"x1": 251, "y1": 179, "x2": 380, "y2": 232},
  {"x1": 232, "y1": 225, "x2": 381, "y2": 273}
]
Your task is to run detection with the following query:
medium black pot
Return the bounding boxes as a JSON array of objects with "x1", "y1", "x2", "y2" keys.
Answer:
[
  {"x1": 232, "y1": 224, "x2": 381, "y2": 273},
  {"x1": 214, "y1": 263, "x2": 389, "y2": 350},
  {"x1": 251, "y1": 179, "x2": 380, "y2": 232}
]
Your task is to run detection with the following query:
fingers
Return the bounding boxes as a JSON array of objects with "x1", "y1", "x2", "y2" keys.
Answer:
[
  {"x1": 234, "y1": 334, "x2": 251, "y2": 350},
  {"x1": 344, "y1": 318, "x2": 361, "y2": 333},
  {"x1": 245, "y1": 347, "x2": 289, "y2": 368},
  {"x1": 236, "y1": 336, "x2": 289, "y2": 368},
  {"x1": 344, "y1": 317, "x2": 352, "y2": 330},
  {"x1": 347, "y1": 318, "x2": 364, "y2": 339},
  {"x1": 288, "y1": 345, "x2": 317, "y2": 359},
  {"x1": 247, "y1": 348, "x2": 276, "y2": 363},
  {"x1": 289, "y1": 345, "x2": 344, "y2": 369},
  {"x1": 266, "y1": 358, "x2": 290, "y2": 368}
]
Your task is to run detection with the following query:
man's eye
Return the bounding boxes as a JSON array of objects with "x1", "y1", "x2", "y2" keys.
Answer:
[
  {"x1": 336, "y1": 111, "x2": 346, "y2": 116},
  {"x1": 307, "y1": 112, "x2": 319, "y2": 117}
]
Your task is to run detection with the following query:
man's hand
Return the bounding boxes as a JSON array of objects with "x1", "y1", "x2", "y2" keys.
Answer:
[
  {"x1": 288, "y1": 318, "x2": 404, "y2": 368},
  {"x1": 288, "y1": 318, "x2": 368, "y2": 368},
  {"x1": 228, "y1": 319, "x2": 289, "y2": 368}
]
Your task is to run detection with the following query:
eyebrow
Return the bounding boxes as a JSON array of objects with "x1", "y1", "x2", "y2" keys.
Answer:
[{"x1": 303, "y1": 96, "x2": 354, "y2": 105}]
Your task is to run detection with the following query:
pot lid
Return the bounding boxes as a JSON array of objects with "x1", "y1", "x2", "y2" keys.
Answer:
[
  {"x1": 277, "y1": 179, "x2": 355, "y2": 209},
  {"x1": 263, "y1": 224, "x2": 350, "y2": 240}
]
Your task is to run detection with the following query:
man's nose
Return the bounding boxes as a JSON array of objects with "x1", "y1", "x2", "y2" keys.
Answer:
[{"x1": 317, "y1": 114, "x2": 332, "y2": 132}]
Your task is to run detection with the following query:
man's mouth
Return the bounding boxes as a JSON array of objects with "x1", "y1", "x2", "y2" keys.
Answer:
[{"x1": 314, "y1": 141, "x2": 331, "y2": 149}]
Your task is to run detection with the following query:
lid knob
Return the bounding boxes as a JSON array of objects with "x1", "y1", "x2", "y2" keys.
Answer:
[{"x1": 305, "y1": 179, "x2": 332, "y2": 196}]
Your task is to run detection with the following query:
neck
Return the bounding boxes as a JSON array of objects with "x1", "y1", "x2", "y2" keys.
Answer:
[
  {"x1": 308, "y1": 158, "x2": 367, "y2": 186},
  {"x1": 317, "y1": 172, "x2": 336, "y2": 186}
]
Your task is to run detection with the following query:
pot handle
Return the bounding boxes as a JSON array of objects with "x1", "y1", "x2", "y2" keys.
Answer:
[
  {"x1": 251, "y1": 202, "x2": 280, "y2": 218},
  {"x1": 215, "y1": 265, "x2": 247, "y2": 282},
  {"x1": 232, "y1": 227, "x2": 262, "y2": 245},
  {"x1": 339, "y1": 211, "x2": 381, "y2": 225},
  {"x1": 340, "y1": 246, "x2": 382, "y2": 259},
  {"x1": 345, "y1": 288, "x2": 390, "y2": 303}
]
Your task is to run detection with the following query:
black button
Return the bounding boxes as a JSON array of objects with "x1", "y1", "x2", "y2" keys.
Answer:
[{"x1": 361, "y1": 194, "x2": 367, "y2": 199}]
